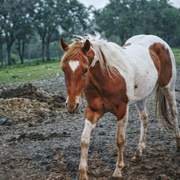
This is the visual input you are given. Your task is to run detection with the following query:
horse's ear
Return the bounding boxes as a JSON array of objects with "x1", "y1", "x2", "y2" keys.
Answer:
[
  {"x1": 60, "y1": 37, "x2": 69, "y2": 51},
  {"x1": 82, "y1": 39, "x2": 90, "y2": 53}
]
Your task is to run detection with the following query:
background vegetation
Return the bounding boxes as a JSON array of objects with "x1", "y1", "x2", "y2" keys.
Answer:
[{"x1": 0, "y1": 0, "x2": 180, "y2": 83}]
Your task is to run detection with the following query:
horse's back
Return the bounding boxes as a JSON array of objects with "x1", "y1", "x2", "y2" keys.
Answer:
[
  {"x1": 125, "y1": 35, "x2": 176, "y2": 87},
  {"x1": 125, "y1": 34, "x2": 170, "y2": 50},
  {"x1": 123, "y1": 35, "x2": 176, "y2": 103}
]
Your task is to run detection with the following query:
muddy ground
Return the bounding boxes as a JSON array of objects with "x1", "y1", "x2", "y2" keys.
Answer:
[{"x1": 0, "y1": 67, "x2": 180, "y2": 180}]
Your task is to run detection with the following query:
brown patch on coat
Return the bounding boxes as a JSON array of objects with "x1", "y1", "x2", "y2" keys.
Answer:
[
  {"x1": 149, "y1": 43, "x2": 172, "y2": 87},
  {"x1": 86, "y1": 47, "x2": 95, "y2": 64},
  {"x1": 85, "y1": 106, "x2": 104, "y2": 124},
  {"x1": 122, "y1": 43, "x2": 131, "y2": 49},
  {"x1": 134, "y1": 85, "x2": 138, "y2": 89},
  {"x1": 85, "y1": 61, "x2": 128, "y2": 121}
]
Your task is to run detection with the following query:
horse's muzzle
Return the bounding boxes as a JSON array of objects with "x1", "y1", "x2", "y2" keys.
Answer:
[
  {"x1": 65, "y1": 95, "x2": 82, "y2": 114},
  {"x1": 65, "y1": 101, "x2": 81, "y2": 114}
]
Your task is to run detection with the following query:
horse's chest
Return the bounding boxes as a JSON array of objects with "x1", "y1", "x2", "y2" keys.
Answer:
[{"x1": 85, "y1": 86, "x2": 127, "y2": 115}]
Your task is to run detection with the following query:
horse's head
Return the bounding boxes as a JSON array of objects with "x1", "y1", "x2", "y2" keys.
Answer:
[{"x1": 60, "y1": 37, "x2": 94, "y2": 114}]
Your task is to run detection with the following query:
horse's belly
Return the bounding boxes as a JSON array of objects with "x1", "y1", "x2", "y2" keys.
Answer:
[{"x1": 126, "y1": 55, "x2": 158, "y2": 104}]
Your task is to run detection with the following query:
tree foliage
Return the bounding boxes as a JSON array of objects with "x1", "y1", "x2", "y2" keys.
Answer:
[
  {"x1": 94, "y1": 0, "x2": 180, "y2": 45},
  {"x1": 0, "y1": 0, "x2": 180, "y2": 66},
  {"x1": 0, "y1": 0, "x2": 91, "y2": 65}
]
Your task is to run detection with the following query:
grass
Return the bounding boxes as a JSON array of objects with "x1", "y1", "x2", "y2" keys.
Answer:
[
  {"x1": 172, "y1": 48, "x2": 180, "y2": 64},
  {"x1": 0, "y1": 49, "x2": 180, "y2": 84},
  {"x1": 0, "y1": 58, "x2": 63, "y2": 84}
]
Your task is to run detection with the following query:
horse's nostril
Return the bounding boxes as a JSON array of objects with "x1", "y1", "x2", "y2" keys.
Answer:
[{"x1": 74, "y1": 103, "x2": 79, "y2": 112}]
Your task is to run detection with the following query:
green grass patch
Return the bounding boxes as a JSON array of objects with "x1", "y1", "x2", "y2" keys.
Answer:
[
  {"x1": 172, "y1": 48, "x2": 180, "y2": 64},
  {"x1": 0, "y1": 58, "x2": 63, "y2": 84},
  {"x1": 0, "y1": 49, "x2": 180, "y2": 84}
]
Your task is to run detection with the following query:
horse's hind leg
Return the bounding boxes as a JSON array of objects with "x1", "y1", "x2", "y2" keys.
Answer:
[
  {"x1": 132, "y1": 99, "x2": 148, "y2": 162},
  {"x1": 163, "y1": 87, "x2": 180, "y2": 149}
]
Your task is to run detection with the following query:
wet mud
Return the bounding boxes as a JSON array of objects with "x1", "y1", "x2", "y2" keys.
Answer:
[{"x1": 0, "y1": 69, "x2": 180, "y2": 180}]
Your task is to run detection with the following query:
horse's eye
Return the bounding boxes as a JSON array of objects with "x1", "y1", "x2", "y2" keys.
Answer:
[{"x1": 83, "y1": 68, "x2": 88, "y2": 75}]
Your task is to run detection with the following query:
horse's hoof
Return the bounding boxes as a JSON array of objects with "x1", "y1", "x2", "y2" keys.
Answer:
[
  {"x1": 112, "y1": 168, "x2": 122, "y2": 179},
  {"x1": 131, "y1": 155, "x2": 141, "y2": 163},
  {"x1": 112, "y1": 177, "x2": 123, "y2": 180},
  {"x1": 80, "y1": 173, "x2": 88, "y2": 180},
  {"x1": 177, "y1": 144, "x2": 180, "y2": 152},
  {"x1": 176, "y1": 138, "x2": 180, "y2": 151}
]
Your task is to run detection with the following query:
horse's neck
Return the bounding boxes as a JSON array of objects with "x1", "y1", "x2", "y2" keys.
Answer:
[
  {"x1": 89, "y1": 62, "x2": 105, "y2": 92},
  {"x1": 88, "y1": 61, "x2": 121, "y2": 93}
]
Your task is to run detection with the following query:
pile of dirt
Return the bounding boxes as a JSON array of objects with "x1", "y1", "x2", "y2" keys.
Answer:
[{"x1": 0, "y1": 83, "x2": 66, "y2": 123}]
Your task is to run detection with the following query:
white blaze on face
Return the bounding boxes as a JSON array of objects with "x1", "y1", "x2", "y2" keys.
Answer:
[{"x1": 68, "y1": 60, "x2": 80, "y2": 73}]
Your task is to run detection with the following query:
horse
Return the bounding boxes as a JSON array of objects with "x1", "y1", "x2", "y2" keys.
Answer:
[{"x1": 60, "y1": 33, "x2": 180, "y2": 179}]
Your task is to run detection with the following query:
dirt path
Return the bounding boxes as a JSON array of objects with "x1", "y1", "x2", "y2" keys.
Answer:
[{"x1": 0, "y1": 67, "x2": 180, "y2": 180}]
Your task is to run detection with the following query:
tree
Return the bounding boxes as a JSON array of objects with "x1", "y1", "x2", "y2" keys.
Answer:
[
  {"x1": 68, "y1": 0, "x2": 93, "y2": 34},
  {"x1": 30, "y1": 0, "x2": 92, "y2": 62},
  {"x1": 30, "y1": 0, "x2": 71, "y2": 62},
  {"x1": 0, "y1": 11, "x2": 4, "y2": 66},
  {"x1": 94, "y1": 0, "x2": 180, "y2": 46},
  {"x1": 0, "y1": 0, "x2": 17, "y2": 65},
  {"x1": 30, "y1": 0, "x2": 48, "y2": 62},
  {"x1": 14, "y1": 0, "x2": 34, "y2": 64},
  {"x1": 94, "y1": 0, "x2": 139, "y2": 43},
  {"x1": 45, "y1": 0, "x2": 68, "y2": 61}
]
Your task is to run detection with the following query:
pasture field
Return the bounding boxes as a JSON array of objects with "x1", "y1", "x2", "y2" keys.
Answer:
[
  {"x1": 0, "y1": 58, "x2": 63, "y2": 84},
  {"x1": 172, "y1": 48, "x2": 180, "y2": 64},
  {"x1": 0, "y1": 48, "x2": 180, "y2": 84}
]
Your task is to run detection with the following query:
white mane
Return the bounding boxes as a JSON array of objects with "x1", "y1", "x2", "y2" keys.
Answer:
[{"x1": 74, "y1": 32, "x2": 127, "y2": 76}]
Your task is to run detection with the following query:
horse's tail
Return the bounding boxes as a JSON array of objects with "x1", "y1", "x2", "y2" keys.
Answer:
[{"x1": 154, "y1": 85, "x2": 173, "y2": 127}]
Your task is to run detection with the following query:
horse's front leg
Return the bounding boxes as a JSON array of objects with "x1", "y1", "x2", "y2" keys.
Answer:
[
  {"x1": 113, "y1": 104, "x2": 129, "y2": 179},
  {"x1": 79, "y1": 106, "x2": 103, "y2": 180}
]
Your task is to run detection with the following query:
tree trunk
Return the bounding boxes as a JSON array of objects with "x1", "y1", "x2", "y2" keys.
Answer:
[
  {"x1": 28, "y1": 47, "x2": 31, "y2": 65},
  {"x1": 46, "y1": 40, "x2": 50, "y2": 61},
  {"x1": 17, "y1": 39, "x2": 25, "y2": 64},
  {"x1": 5, "y1": 31, "x2": 15, "y2": 66},
  {"x1": 42, "y1": 37, "x2": 45, "y2": 62},
  {"x1": 0, "y1": 41, "x2": 3, "y2": 66},
  {"x1": 5, "y1": 51, "x2": 8, "y2": 69},
  {"x1": 7, "y1": 45, "x2": 11, "y2": 65}
]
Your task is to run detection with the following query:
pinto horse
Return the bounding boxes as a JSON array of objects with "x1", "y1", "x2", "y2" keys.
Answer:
[{"x1": 60, "y1": 33, "x2": 180, "y2": 179}]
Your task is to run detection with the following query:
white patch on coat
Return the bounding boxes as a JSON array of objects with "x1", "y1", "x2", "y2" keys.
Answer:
[
  {"x1": 68, "y1": 60, "x2": 79, "y2": 73},
  {"x1": 90, "y1": 47, "x2": 98, "y2": 67},
  {"x1": 80, "y1": 119, "x2": 96, "y2": 168},
  {"x1": 123, "y1": 35, "x2": 175, "y2": 104},
  {"x1": 139, "y1": 107, "x2": 148, "y2": 155},
  {"x1": 81, "y1": 119, "x2": 96, "y2": 145}
]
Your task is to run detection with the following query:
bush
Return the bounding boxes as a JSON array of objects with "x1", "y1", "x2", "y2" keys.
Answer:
[{"x1": 11, "y1": 54, "x2": 18, "y2": 64}]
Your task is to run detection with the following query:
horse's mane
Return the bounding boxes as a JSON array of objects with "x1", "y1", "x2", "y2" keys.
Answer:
[
  {"x1": 74, "y1": 32, "x2": 127, "y2": 76},
  {"x1": 61, "y1": 32, "x2": 127, "y2": 76}
]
